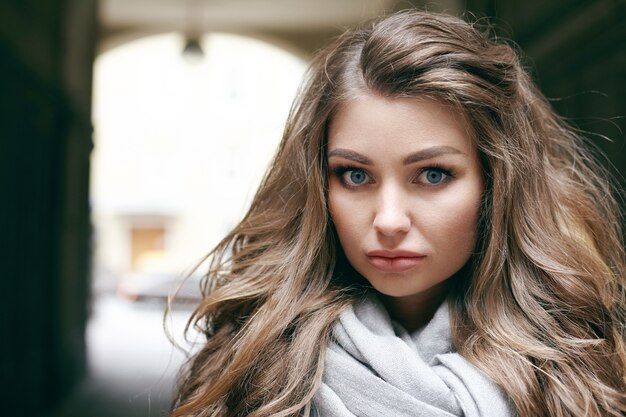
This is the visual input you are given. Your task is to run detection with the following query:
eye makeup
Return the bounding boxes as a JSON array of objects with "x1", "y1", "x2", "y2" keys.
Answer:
[{"x1": 330, "y1": 163, "x2": 456, "y2": 190}]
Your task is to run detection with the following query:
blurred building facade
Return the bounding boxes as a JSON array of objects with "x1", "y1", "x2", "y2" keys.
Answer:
[
  {"x1": 1, "y1": 0, "x2": 624, "y2": 415},
  {"x1": 91, "y1": 32, "x2": 307, "y2": 302}
]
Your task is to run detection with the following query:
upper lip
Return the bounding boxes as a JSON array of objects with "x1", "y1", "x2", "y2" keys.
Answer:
[{"x1": 366, "y1": 250, "x2": 425, "y2": 258}]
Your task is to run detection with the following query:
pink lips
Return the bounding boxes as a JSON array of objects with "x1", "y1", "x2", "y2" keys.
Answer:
[{"x1": 366, "y1": 250, "x2": 426, "y2": 273}]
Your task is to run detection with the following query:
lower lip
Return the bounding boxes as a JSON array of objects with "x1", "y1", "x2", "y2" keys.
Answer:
[{"x1": 366, "y1": 256, "x2": 425, "y2": 273}]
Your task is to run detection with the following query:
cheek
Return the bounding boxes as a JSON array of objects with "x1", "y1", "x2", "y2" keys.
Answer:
[
  {"x1": 328, "y1": 187, "x2": 363, "y2": 248},
  {"x1": 428, "y1": 192, "x2": 482, "y2": 252}
]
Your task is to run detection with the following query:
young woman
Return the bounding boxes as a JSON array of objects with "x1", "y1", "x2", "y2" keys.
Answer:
[{"x1": 170, "y1": 10, "x2": 626, "y2": 417}]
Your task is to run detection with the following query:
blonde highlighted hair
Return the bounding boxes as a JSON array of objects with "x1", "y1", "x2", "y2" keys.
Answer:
[{"x1": 170, "y1": 10, "x2": 626, "y2": 417}]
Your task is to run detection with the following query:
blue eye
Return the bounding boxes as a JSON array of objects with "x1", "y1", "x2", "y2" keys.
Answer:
[
  {"x1": 425, "y1": 169, "x2": 444, "y2": 184},
  {"x1": 418, "y1": 167, "x2": 452, "y2": 185},
  {"x1": 348, "y1": 169, "x2": 368, "y2": 185},
  {"x1": 333, "y1": 167, "x2": 371, "y2": 188}
]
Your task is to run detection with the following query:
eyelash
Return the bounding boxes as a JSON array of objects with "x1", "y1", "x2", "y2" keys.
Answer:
[
  {"x1": 331, "y1": 164, "x2": 455, "y2": 189},
  {"x1": 332, "y1": 166, "x2": 372, "y2": 189}
]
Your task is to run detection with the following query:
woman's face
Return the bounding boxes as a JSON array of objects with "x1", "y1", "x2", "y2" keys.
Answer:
[{"x1": 327, "y1": 93, "x2": 483, "y2": 307}]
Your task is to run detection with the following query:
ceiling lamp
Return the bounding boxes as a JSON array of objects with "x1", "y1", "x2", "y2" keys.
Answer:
[
  {"x1": 182, "y1": 0, "x2": 204, "y2": 63},
  {"x1": 182, "y1": 36, "x2": 204, "y2": 62}
]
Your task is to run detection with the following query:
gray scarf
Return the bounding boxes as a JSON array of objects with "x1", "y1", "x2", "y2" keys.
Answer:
[{"x1": 312, "y1": 297, "x2": 515, "y2": 416}]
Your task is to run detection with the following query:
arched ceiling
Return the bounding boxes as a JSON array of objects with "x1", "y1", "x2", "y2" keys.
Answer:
[
  {"x1": 98, "y1": 0, "x2": 462, "y2": 55},
  {"x1": 101, "y1": 0, "x2": 397, "y2": 31}
]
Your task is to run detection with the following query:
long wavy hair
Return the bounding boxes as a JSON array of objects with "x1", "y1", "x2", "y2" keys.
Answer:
[{"x1": 170, "y1": 10, "x2": 626, "y2": 417}]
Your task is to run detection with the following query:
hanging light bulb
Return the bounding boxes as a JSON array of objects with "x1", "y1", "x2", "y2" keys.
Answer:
[
  {"x1": 181, "y1": 0, "x2": 204, "y2": 64},
  {"x1": 182, "y1": 36, "x2": 204, "y2": 63}
]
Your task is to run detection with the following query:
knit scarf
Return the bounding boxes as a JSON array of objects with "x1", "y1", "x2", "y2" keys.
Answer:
[{"x1": 312, "y1": 296, "x2": 515, "y2": 417}]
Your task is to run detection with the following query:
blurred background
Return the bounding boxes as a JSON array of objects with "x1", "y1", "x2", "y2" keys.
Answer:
[{"x1": 1, "y1": 0, "x2": 624, "y2": 416}]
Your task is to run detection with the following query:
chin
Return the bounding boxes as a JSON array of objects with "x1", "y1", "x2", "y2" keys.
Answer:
[{"x1": 368, "y1": 275, "x2": 451, "y2": 300}]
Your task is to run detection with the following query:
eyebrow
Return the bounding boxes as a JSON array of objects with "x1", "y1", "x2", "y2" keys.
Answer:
[{"x1": 327, "y1": 146, "x2": 465, "y2": 165}]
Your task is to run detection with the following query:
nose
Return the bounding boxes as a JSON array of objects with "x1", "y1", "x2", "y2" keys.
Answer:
[{"x1": 372, "y1": 184, "x2": 411, "y2": 237}]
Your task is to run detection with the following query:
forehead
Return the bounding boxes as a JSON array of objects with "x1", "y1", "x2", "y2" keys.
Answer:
[{"x1": 327, "y1": 94, "x2": 475, "y2": 155}]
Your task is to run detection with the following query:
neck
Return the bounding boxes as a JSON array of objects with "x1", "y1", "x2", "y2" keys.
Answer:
[{"x1": 379, "y1": 282, "x2": 450, "y2": 333}]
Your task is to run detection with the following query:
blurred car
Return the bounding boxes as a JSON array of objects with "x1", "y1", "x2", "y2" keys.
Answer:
[{"x1": 117, "y1": 271, "x2": 203, "y2": 304}]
